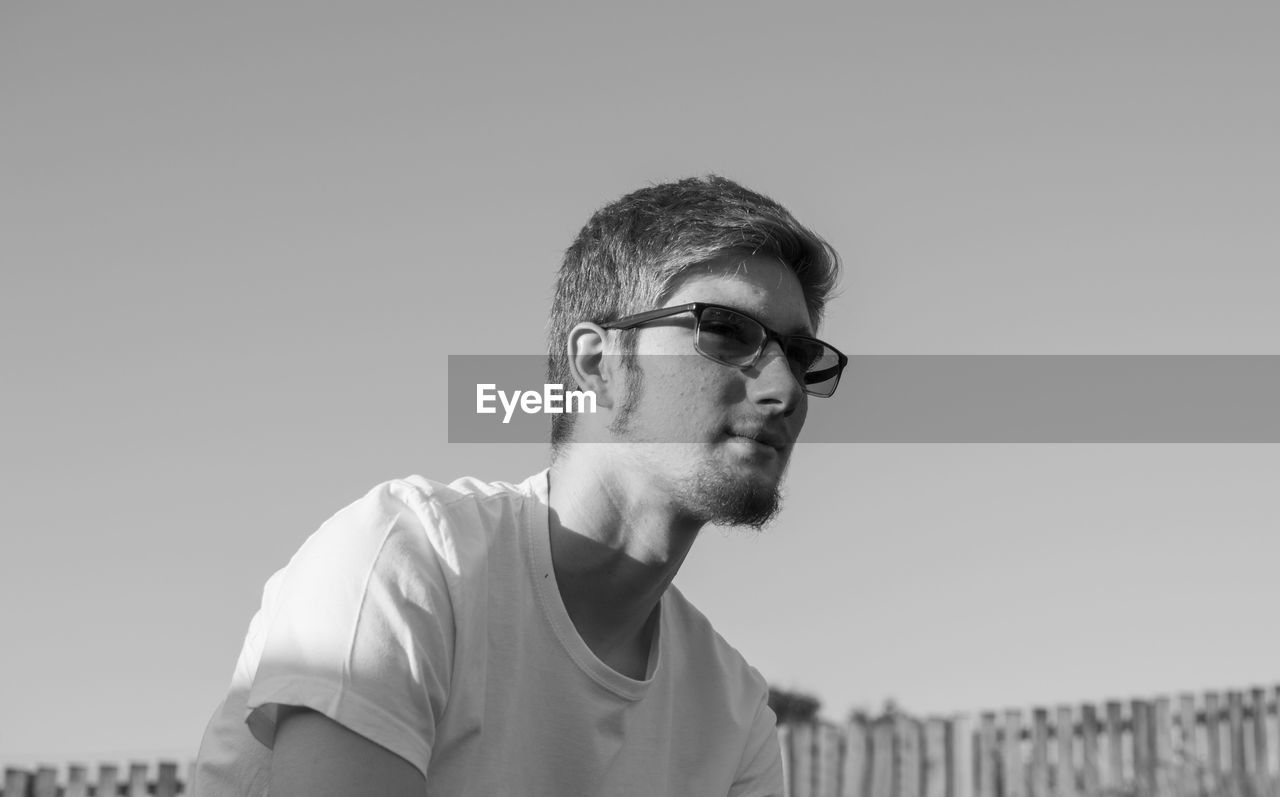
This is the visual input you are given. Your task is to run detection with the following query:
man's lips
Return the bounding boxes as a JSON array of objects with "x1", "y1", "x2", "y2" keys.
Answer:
[{"x1": 728, "y1": 428, "x2": 791, "y2": 451}]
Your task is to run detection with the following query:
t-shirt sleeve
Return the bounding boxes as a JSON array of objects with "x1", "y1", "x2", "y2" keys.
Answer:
[
  {"x1": 243, "y1": 480, "x2": 458, "y2": 779},
  {"x1": 729, "y1": 695, "x2": 786, "y2": 797}
]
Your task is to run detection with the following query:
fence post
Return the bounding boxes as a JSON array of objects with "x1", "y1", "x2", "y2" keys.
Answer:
[
  {"x1": 870, "y1": 716, "x2": 896, "y2": 797},
  {"x1": 127, "y1": 762, "x2": 149, "y2": 797},
  {"x1": 1252, "y1": 688, "x2": 1269, "y2": 797},
  {"x1": 954, "y1": 715, "x2": 974, "y2": 797},
  {"x1": 1081, "y1": 704, "x2": 1101, "y2": 797},
  {"x1": 843, "y1": 716, "x2": 870, "y2": 797},
  {"x1": 977, "y1": 714, "x2": 999, "y2": 797},
  {"x1": 1207, "y1": 693, "x2": 1226, "y2": 797},
  {"x1": 1269, "y1": 689, "x2": 1280, "y2": 797},
  {"x1": 96, "y1": 764, "x2": 119, "y2": 797},
  {"x1": 792, "y1": 722, "x2": 815, "y2": 797},
  {"x1": 1153, "y1": 698, "x2": 1174, "y2": 797},
  {"x1": 4, "y1": 769, "x2": 31, "y2": 797},
  {"x1": 65, "y1": 765, "x2": 90, "y2": 797},
  {"x1": 1176, "y1": 695, "x2": 1199, "y2": 797},
  {"x1": 1005, "y1": 710, "x2": 1026, "y2": 797},
  {"x1": 31, "y1": 768, "x2": 56, "y2": 797},
  {"x1": 1105, "y1": 701, "x2": 1125, "y2": 792},
  {"x1": 817, "y1": 723, "x2": 843, "y2": 797},
  {"x1": 1245, "y1": 697, "x2": 1260, "y2": 797},
  {"x1": 1030, "y1": 709, "x2": 1049, "y2": 797},
  {"x1": 1056, "y1": 706, "x2": 1077, "y2": 797},
  {"x1": 1141, "y1": 701, "x2": 1162, "y2": 797},
  {"x1": 925, "y1": 718, "x2": 948, "y2": 797},
  {"x1": 1273, "y1": 689, "x2": 1280, "y2": 797},
  {"x1": 1230, "y1": 692, "x2": 1247, "y2": 797},
  {"x1": 157, "y1": 762, "x2": 180, "y2": 797},
  {"x1": 900, "y1": 715, "x2": 923, "y2": 797}
]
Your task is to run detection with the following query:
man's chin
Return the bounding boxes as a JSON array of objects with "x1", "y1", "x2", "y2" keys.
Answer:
[
  {"x1": 690, "y1": 464, "x2": 784, "y2": 530},
  {"x1": 728, "y1": 442, "x2": 792, "y2": 486}
]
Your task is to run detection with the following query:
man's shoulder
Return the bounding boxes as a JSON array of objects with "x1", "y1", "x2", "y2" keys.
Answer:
[
  {"x1": 386, "y1": 473, "x2": 532, "y2": 504},
  {"x1": 298, "y1": 471, "x2": 545, "y2": 571},
  {"x1": 662, "y1": 585, "x2": 771, "y2": 702},
  {"x1": 346, "y1": 471, "x2": 546, "y2": 533}
]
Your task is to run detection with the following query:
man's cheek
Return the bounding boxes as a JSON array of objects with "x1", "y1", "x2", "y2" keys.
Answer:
[{"x1": 790, "y1": 403, "x2": 810, "y2": 438}]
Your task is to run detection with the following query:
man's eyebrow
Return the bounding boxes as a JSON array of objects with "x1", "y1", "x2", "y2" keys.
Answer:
[
  {"x1": 706, "y1": 301, "x2": 813, "y2": 337},
  {"x1": 762, "y1": 310, "x2": 813, "y2": 337},
  {"x1": 781, "y1": 321, "x2": 815, "y2": 337},
  {"x1": 746, "y1": 308, "x2": 812, "y2": 338}
]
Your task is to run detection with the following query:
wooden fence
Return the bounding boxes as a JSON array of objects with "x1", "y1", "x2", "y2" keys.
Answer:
[
  {"x1": 1, "y1": 761, "x2": 189, "y2": 797},
  {"x1": 7, "y1": 685, "x2": 1278, "y2": 796},
  {"x1": 778, "y1": 687, "x2": 1280, "y2": 797}
]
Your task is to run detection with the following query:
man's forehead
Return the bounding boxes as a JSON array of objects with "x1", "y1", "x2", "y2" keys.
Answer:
[
  {"x1": 679, "y1": 252, "x2": 788, "y2": 278},
  {"x1": 665, "y1": 254, "x2": 815, "y2": 334}
]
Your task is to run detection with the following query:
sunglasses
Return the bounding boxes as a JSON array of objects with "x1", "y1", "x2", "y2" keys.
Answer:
[{"x1": 598, "y1": 302, "x2": 848, "y2": 397}]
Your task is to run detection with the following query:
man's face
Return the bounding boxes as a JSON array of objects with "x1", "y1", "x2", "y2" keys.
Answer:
[{"x1": 608, "y1": 253, "x2": 812, "y2": 528}]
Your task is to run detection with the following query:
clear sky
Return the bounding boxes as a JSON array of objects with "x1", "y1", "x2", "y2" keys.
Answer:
[{"x1": 3, "y1": 2, "x2": 1279, "y2": 769}]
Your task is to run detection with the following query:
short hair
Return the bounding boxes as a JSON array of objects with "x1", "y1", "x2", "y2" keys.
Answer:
[{"x1": 547, "y1": 175, "x2": 841, "y2": 450}]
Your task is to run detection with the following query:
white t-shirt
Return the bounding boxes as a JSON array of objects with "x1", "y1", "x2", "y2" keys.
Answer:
[{"x1": 193, "y1": 471, "x2": 784, "y2": 796}]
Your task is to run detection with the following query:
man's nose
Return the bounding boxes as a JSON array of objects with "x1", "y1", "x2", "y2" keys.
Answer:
[{"x1": 747, "y1": 340, "x2": 806, "y2": 415}]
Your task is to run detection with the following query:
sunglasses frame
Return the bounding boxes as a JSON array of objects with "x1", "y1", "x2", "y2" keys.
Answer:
[{"x1": 597, "y1": 302, "x2": 848, "y2": 397}]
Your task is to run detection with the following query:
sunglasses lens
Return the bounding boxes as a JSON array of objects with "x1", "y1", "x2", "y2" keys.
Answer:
[
  {"x1": 780, "y1": 339, "x2": 836, "y2": 397},
  {"x1": 694, "y1": 305, "x2": 845, "y2": 397},
  {"x1": 695, "y1": 307, "x2": 765, "y2": 365}
]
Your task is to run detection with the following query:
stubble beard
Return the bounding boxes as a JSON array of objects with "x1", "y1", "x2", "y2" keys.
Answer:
[
  {"x1": 689, "y1": 462, "x2": 784, "y2": 530},
  {"x1": 611, "y1": 361, "x2": 785, "y2": 530}
]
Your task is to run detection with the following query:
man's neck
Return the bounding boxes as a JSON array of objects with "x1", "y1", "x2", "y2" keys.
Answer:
[{"x1": 546, "y1": 450, "x2": 701, "y2": 676}]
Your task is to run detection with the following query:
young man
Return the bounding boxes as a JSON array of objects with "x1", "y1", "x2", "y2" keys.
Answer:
[{"x1": 193, "y1": 175, "x2": 846, "y2": 796}]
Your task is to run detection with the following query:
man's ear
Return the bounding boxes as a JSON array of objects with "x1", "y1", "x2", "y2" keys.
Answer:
[{"x1": 566, "y1": 322, "x2": 617, "y2": 410}]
